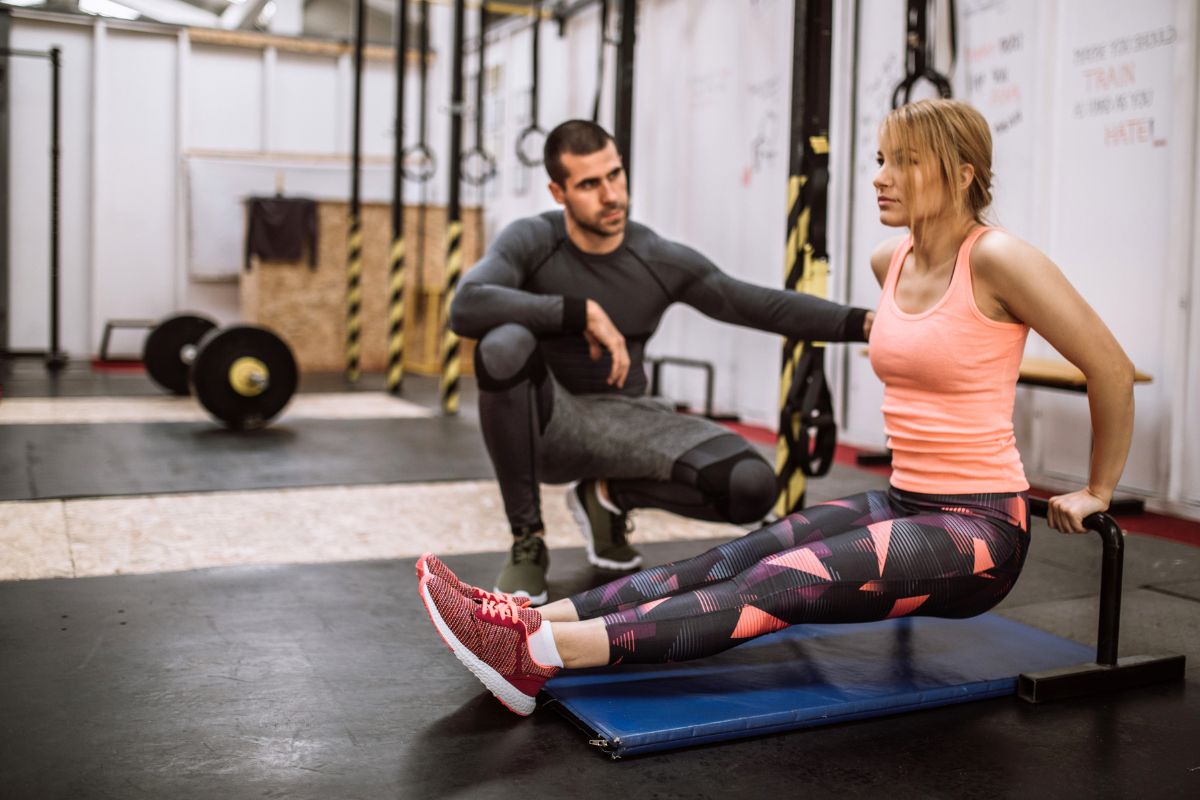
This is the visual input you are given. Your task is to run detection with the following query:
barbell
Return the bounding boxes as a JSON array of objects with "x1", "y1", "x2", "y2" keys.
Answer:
[{"x1": 142, "y1": 313, "x2": 298, "y2": 430}]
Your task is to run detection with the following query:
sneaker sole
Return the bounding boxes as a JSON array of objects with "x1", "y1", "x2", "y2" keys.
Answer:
[
  {"x1": 565, "y1": 482, "x2": 643, "y2": 571},
  {"x1": 419, "y1": 576, "x2": 538, "y2": 716},
  {"x1": 494, "y1": 586, "x2": 548, "y2": 606},
  {"x1": 415, "y1": 553, "x2": 431, "y2": 582}
]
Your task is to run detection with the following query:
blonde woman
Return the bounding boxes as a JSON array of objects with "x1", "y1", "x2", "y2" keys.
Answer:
[{"x1": 416, "y1": 99, "x2": 1136, "y2": 717}]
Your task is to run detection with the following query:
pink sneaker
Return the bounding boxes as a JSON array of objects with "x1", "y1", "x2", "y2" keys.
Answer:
[
  {"x1": 415, "y1": 553, "x2": 531, "y2": 608},
  {"x1": 419, "y1": 573, "x2": 560, "y2": 715}
]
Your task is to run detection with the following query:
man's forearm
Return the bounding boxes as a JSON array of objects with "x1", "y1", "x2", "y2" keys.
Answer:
[{"x1": 449, "y1": 283, "x2": 586, "y2": 339}]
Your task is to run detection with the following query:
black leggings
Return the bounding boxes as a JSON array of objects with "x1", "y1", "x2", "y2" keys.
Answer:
[
  {"x1": 568, "y1": 488, "x2": 1031, "y2": 665},
  {"x1": 475, "y1": 324, "x2": 776, "y2": 533}
]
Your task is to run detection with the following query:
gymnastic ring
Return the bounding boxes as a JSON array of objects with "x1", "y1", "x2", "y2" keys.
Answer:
[
  {"x1": 401, "y1": 144, "x2": 437, "y2": 182},
  {"x1": 890, "y1": 70, "x2": 953, "y2": 109},
  {"x1": 516, "y1": 125, "x2": 546, "y2": 168},
  {"x1": 461, "y1": 147, "x2": 498, "y2": 186}
]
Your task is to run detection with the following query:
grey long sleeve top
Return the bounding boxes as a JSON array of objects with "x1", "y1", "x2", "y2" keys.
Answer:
[{"x1": 450, "y1": 211, "x2": 869, "y2": 397}]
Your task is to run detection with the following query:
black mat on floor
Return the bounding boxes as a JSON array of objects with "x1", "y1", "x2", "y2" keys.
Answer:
[
  {"x1": 2, "y1": 541, "x2": 1197, "y2": 800},
  {"x1": 0, "y1": 417, "x2": 493, "y2": 500}
]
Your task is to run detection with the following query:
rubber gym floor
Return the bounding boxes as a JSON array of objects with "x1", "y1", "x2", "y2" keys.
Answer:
[{"x1": 2, "y1": 360, "x2": 1198, "y2": 799}]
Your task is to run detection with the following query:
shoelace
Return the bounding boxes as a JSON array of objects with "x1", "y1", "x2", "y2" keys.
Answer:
[
  {"x1": 478, "y1": 597, "x2": 519, "y2": 624},
  {"x1": 479, "y1": 588, "x2": 531, "y2": 608},
  {"x1": 609, "y1": 511, "x2": 635, "y2": 543},
  {"x1": 510, "y1": 535, "x2": 545, "y2": 565}
]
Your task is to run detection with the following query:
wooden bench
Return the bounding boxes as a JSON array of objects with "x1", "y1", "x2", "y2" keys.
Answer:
[{"x1": 1016, "y1": 356, "x2": 1152, "y2": 393}]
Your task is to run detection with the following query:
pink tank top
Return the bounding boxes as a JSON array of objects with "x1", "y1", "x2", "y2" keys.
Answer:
[{"x1": 869, "y1": 227, "x2": 1030, "y2": 494}]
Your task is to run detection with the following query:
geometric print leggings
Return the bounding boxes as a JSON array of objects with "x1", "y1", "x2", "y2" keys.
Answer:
[{"x1": 568, "y1": 488, "x2": 1031, "y2": 665}]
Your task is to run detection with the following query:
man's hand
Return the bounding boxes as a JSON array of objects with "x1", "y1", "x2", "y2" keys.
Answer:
[
  {"x1": 584, "y1": 299, "x2": 629, "y2": 388},
  {"x1": 863, "y1": 311, "x2": 875, "y2": 340},
  {"x1": 1047, "y1": 487, "x2": 1110, "y2": 534}
]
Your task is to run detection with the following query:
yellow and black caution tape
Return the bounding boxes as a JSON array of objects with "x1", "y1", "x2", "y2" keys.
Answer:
[
  {"x1": 775, "y1": 138, "x2": 834, "y2": 517},
  {"x1": 776, "y1": 174, "x2": 810, "y2": 517},
  {"x1": 386, "y1": 235, "x2": 406, "y2": 393},
  {"x1": 440, "y1": 220, "x2": 463, "y2": 414},
  {"x1": 345, "y1": 212, "x2": 364, "y2": 383}
]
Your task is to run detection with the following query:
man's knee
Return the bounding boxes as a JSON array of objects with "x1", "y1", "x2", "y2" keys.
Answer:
[
  {"x1": 675, "y1": 435, "x2": 777, "y2": 524},
  {"x1": 720, "y1": 456, "x2": 777, "y2": 523},
  {"x1": 475, "y1": 324, "x2": 544, "y2": 391}
]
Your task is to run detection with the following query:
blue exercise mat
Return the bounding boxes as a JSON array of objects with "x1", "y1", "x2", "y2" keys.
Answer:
[{"x1": 542, "y1": 614, "x2": 1093, "y2": 757}]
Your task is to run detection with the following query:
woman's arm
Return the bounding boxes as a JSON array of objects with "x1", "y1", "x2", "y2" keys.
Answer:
[{"x1": 973, "y1": 232, "x2": 1135, "y2": 533}]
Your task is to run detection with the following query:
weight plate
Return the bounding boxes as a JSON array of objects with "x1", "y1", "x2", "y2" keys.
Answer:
[
  {"x1": 142, "y1": 313, "x2": 218, "y2": 395},
  {"x1": 190, "y1": 325, "x2": 298, "y2": 430}
]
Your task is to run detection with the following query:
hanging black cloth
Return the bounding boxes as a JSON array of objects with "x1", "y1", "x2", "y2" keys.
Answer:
[{"x1": 244, "y1": 196, "x2": 318, "y2": 271}]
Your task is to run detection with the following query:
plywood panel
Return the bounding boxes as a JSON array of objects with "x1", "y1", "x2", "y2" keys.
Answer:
[{"x1": 241, "y1": 200, "x2": 483, "y2": 374}]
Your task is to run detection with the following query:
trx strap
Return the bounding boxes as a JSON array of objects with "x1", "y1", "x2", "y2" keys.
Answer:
[
  {"x1": 891, "y1": 0, "x2": 956, "y2": 108},
  {"x1": 402, "y1": 0, "x2": 437, "y2": 182},
  {"x1": 779, "y1": 324, "x2": 837, "y2": 478},
  {"x1": 775, "y1": 0, "x2": 837, "y2": 517},
  {"x1": 516, "y1": 1, "x2": 547, "y2": 167},
  {"x1": 462, "y1": 0, "x2": 497, "y2": 186},
  {"x1": 591, "y1": 0, "x2": 609, "y2": 123},
  {"x1": 778, "y1": 134, "x2": 837, "y2": 482}
]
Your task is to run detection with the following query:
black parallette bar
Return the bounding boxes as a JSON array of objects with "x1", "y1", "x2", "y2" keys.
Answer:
[
  {"x1": 1028, "y1": 496, "x2": 1122, "y2": 665},
  {"x1": 1017, "y1": 654, "x2": 1187, "y2": 704},
  {"x1": 648, "y1": 356, "x2": 722, "y2": 420},
  {"x1": 1020, "y1": 496, "x2": 1185, "y2": 703}
]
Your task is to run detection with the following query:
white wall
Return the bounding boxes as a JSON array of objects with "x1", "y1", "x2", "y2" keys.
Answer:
[
  {"x1": 844, "y1": 0, "x2": 1200, "y2": 514},
  {"x1": 7, "y1": 4, "x2": 469, "y2": 344},
  {"x1": 7, "y1": 20, "x2": 93, "y2": 356},
  {"x1": 632, "y1": 0, "x2": 796, "y2": 427},
  {"x1": 6, "y1": 2, "x2": 1199, "y2": 515}
]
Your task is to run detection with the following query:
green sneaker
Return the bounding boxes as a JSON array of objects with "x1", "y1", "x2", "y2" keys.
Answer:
[
  {"x1": 566, "y1": 481, "x2": 642, "y2": 570},
  {"x1": 494, "y1": 534, "x2": 550, "y2": 606}
]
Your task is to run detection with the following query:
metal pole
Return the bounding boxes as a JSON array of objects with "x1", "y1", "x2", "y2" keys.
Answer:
[
  {"x1": 614, "y1": 0, "x2": 636, "y2": 188},
  {"x1": 0, "y1": 43, "x2": 67, "y2": 365},
  {"x1": 350, "y1": 1, "x2": 364, "y2": 223},
  {"x1": 46, "y1": 46, "x2": 65, "y2": 370},
  {"x1": 0, "y1": 13, "x2": 11, "y2": 356},
  {"x1": 345, "y1": 0, "x2": 367, "y2": 382},
  {"x1": 387, "y1": 0, "x2": 409, "y2": 394},
  {"x1": 440, "y1": 0, "x2": 466, "y2": 414}
]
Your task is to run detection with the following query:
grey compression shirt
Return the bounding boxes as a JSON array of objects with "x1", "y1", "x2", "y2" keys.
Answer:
[{"x1": 450, "y1": 210, "x2": 870, "y2": 396}]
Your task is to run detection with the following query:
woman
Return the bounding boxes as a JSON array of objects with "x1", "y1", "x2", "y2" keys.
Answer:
[{"x1": 416, "y1": 99, "x2": 1135, "y2": 716}]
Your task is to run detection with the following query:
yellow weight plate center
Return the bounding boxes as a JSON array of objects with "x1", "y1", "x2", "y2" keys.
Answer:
[{"x1": 228, "y1": 357, "x2": 269, "y2": 397}]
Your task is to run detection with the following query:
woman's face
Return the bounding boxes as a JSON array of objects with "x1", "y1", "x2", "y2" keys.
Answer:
[{"x1": 873, "y1": 128, "x2": 947, "y2": 228}]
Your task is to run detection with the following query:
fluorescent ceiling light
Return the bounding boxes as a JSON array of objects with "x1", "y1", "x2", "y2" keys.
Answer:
[
  {"x1": 1, "y1": 0, "x2": 48, "y2": 7},
  {"x1": 79, "y1": 0, "x2": 141, "y2": 20}
]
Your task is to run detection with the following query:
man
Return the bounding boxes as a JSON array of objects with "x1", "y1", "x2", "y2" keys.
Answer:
[{"x1": 450, "y1": 120, "x2": 872, "y2": 604}]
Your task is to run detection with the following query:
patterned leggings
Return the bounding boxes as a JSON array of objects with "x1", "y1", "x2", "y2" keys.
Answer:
[{"x1": 568, "y1": 488, "x2": 1030, "y2": 665}]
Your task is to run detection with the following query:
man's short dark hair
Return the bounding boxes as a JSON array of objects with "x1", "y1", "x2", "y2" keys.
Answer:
[{"x1": 544, "y1": 120, "x2": 616, "y2": 186}]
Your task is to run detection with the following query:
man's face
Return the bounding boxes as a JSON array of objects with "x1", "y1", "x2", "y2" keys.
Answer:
[{"x1": 549, "y1": 141, "x2": 629, "y2": 239}]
